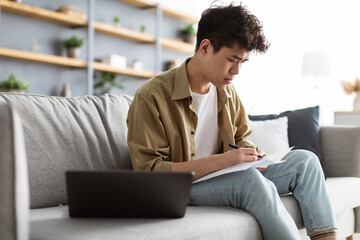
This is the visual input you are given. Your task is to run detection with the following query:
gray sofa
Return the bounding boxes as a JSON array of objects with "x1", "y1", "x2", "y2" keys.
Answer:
[{"x1": 1, "y1": 93, "x2": 360, "y2": 240}]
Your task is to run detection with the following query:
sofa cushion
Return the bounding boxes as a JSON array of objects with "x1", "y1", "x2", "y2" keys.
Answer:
[
  {"x1": 248, "y1": 106, "x2": 321, "y2": 161},
  {"x1": 248, "y1": 116, "x2": 290, "y2": 154},
  {"x1": 30, "y1": 206, "x2": 262, "y2": 240},
  {"x1": 325, "y1": 177, "x2": 360, "y2": 215},
  {"x1": 30, "y1": 176, "x2": 360, "y2": 240},
  {"x1": 0, "y1": 93, "x2": 133, "y2": 209}
]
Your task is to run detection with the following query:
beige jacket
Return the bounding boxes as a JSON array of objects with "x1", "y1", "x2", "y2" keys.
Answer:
[{"x1": 126, "y1": 59, "x2": 257, "y2": 171}]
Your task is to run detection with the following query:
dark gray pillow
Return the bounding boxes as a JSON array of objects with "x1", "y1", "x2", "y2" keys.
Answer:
[{"x1": 248, "y1": 106, "x2": 324, "y2": 176}]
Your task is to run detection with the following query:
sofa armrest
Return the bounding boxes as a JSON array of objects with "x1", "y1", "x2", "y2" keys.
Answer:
[
  {"x1": 320, "y1": 125, "x2": 360, "y2": 177},
  {"x1": 0, "y1": 102, "x2": 29, "y2": 240}
]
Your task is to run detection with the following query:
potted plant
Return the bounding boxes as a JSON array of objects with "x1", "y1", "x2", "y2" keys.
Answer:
[
  {"x1": 62, "y1": 35, "x2": 84, "y2": 59},
  {"x1": 93, "y1": 72, "x2": 125, "y2": 95},
  {"x1": 0, "y1": 74, "x2": 29, "y2": 93},
  {"x1": 113, "y1": 16, "x2": 120, "y2": 27},
  {"x1": 181, "y1": 24, "x2": 196, "y2": 44},
  {"x1": 140, "y1": 25, "x2": 146, "y2": 33}
]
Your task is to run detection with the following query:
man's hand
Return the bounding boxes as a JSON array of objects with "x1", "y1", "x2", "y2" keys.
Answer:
[
  {"x1": 224, "y1": 147, "x2": 262, "y2": 165},
  {"x1": 256, "y1": 149, "x2": 267, "y2": 172},
  {"x1": 172, "y1": 148, "x2": 268, "y2": 180}
]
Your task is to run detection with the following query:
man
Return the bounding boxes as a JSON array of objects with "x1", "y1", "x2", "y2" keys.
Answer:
[{"x1": 127, "y1": 3, "x2": 336, "y2": 240}]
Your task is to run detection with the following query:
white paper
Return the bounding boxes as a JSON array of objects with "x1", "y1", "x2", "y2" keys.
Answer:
[{"x1": 192, "y1": 147, "x2": 294, "y2": 184}]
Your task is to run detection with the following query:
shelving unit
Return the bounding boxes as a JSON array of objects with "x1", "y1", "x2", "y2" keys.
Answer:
[{"x1": 0, "y1": 0, "x2": 198, "y2": 94}]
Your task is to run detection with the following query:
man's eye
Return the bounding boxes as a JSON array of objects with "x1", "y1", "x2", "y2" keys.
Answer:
[{"x1": 228, "y1": 58, "x2": 236, "y2": 62}]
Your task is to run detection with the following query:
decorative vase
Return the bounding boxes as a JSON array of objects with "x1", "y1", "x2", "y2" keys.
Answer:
[
  {"x1": 353, "y1": 91, "x2": 360, "y2": 111},
  {"x1": 67, "y1": 47, "x2": 81, "y2": 59},
  {"x1": 184, "y1": 34, "x2": 196, "y2": 44}
]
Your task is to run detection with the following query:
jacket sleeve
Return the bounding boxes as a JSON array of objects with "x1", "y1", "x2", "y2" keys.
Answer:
[
  {"x1": 126, "y1": 93, "x2": 173, "y2": 172},
  {"x1": 230, "y1": 86, "x2": 258, "y2": 150}
]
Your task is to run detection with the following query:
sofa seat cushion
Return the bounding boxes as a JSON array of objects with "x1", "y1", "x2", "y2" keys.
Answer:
[
  {"x1": 30, "y1": 177, "x2": 360, "y2": 240},
  {"x1": 326, "y1": 177, "x2": 360, "y2": 215},
  {"x1": 30, "y1": 206, "x2": 262, "y2": 240}
]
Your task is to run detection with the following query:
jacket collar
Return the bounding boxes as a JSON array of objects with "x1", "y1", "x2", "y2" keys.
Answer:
[
  {"x1": 171, "y1": 58, "x2": 232, "y2": 102},
  {"x1": 171, "y1": 58, "x2": 192, "y2": 100}
]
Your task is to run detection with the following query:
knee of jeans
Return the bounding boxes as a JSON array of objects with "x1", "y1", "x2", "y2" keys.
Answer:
[
  {"x1": 233, "y1": 169, "x2": 278, "y2": 209},
  {"x1": 290, "y1": 149, "x2": 322, "y2": 172},
  {"x1": 238, "y1": 168, "x2": 277, "y2": 193}
]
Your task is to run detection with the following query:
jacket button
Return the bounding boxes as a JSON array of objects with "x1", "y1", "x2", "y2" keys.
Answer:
[{"x1": 191, "y1": 153, "x2": 195, "y2": 157}]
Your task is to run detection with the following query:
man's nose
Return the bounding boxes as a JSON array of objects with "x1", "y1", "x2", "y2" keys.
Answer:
[{"x1": 230, "y1": 62, "x2": 241, "y2": 75}]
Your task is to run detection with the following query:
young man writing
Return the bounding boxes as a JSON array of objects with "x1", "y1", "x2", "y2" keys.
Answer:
[{"x1": 127, "y1": 3, "x2": 337, "y2": 240}]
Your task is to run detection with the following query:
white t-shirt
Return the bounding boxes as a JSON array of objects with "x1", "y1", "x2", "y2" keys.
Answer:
[{"x1": 191, "y1": 84, "x2": 222, "y2": 159}]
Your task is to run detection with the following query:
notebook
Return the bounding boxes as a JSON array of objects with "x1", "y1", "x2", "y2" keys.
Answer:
[{"x1": 66, "y1": 170, "x2": 193, "y2": 218}]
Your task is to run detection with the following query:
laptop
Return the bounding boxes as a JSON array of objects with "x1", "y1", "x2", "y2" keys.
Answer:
[{"x1": 66, "y1": 170, "x2": 194, "y2": 218}]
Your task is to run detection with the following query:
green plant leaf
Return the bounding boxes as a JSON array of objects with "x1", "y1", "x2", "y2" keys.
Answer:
[
  {"x1": 0, "y1": 74, "x2": 30, "y2": 91},
  {"x1": 93, "y1": 82, "x2": 104, "y2": 89},
  {"x1": 62, "y1": 35, "x2": 84, "y2": 48}
]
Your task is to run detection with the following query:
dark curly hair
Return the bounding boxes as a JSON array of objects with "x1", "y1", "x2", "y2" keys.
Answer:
[{"x1": 195, "y1": 2, "x2": 270, "y2": 54}]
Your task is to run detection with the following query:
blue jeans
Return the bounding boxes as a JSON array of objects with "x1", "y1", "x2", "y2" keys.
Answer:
[{"x1": 190, "y1": 150, "x2": 336, "y2": 240}]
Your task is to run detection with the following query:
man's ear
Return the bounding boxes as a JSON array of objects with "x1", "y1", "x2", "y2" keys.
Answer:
[{"x1": 199, "y1": 39, "x2": 212, "y2": 55}]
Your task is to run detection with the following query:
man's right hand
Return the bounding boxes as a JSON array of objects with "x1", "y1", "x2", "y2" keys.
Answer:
[
  {"x1": 223, "y1": 147, "x2": 260, "y2": 165},
  {"x1": 171, "y1": 147, "x2": 262, "y2": 181}
]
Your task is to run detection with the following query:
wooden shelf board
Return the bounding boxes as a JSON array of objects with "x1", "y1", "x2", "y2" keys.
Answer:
[
  {"x1": 93, "y1": 62, "x2": 155, "y2": 78},
  {"x1": 0, "y1": 0, "x2": 87, "y2": 27},
  {"x1": 117, "y1": 0, "x2": 156, "y2": 8},
  {"x1": 117, "y1": 0, "x2": 198, "y2": 24},
  {"x1": 161, "y1": 38, "x2": 195, "y2": 55},
  {"x1": 162, "y1": 6, "x2": 199, "y2": 24},
  {"x1": 94, "y1": 22, "x2": 155, "y2": 43},
  {"x1": 0, "y1": 48, "x2": 87, "y2": 68},
  {"x1": 0, "y1": 48, "x2": 155, "y2": 78}
]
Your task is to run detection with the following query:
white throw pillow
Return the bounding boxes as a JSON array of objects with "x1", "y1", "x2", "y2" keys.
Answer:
[{"x1": 247, "y1": 116, "x2": 290, "y2": 154}]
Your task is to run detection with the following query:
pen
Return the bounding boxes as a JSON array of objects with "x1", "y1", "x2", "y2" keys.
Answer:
[{"x1": 229, "y1": 144, "x2": 263, "y2": 158}]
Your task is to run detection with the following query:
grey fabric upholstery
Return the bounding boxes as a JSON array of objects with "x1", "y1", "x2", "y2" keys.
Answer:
[
  {"x1": 320, "y1": 126, "x2": 360, "y2": 177},
  {"x1": 29, "y1": 177, "x2": 360, "y2": 240},
  {"x1": 0, "y1": 93, "x2": 133, "y2": 209},
  {"x1": 0, "y1": 102, "x2": 29, "y2": 240},
  {"x1": 1, "y1": 93, "x2": 360, "y2": 240},
  {"x1": 30, "y1": 206, "x2": 262, "y2": 240},
  {"x1": 320, "y1": 126, "x2": 360, "y2": 233},
  {"x1": 356, "y1": 207, "x2": 360, "y2": 233}
]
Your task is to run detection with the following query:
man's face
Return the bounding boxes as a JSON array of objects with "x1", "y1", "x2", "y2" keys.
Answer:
[{"x1": 204, "y1": 42, "x2": 250, "y2": 89}]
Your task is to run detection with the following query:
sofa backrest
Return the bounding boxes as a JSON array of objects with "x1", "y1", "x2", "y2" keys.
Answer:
[{"x1": 0, "y1": 93, "x2": 133, "y2": 209}]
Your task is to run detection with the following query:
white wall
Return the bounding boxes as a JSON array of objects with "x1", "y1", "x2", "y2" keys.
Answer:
[{"x1": 160, "y1": 0, "x2": 360, "y2": 125}]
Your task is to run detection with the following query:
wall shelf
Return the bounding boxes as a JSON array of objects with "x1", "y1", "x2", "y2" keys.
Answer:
[
  {"x1": 161, "y1": 6, "x2": 199, "y2": 24},
  {"x1": 0, "y1": 48, "x2": 155, "y2": 78},
  {"x1": 94, "y1": 22, "x2": 155, "y2": 43},
  {"x1": 0, "y1": 48, "x2": 87, "y2": 68},
  {"x1": 118, "y1": 0, "x2": 199, "y2": 24},
  {"x1": 93, "y1": 62, "x2": 155, "y2": 78},
  {"x1": 0, "y1": 0, "x2": 87, "y2": 27},
  {"x1": 161, "y1": 38, "x2": 195, "y2": 54},
  {"x1": 118, "y1": 0, "x2": 155, "y2": 9}
]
